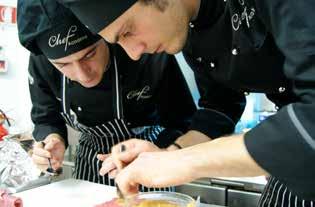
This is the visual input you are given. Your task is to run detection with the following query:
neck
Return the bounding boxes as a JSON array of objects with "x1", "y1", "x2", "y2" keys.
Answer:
[{"x1": 183, "y1": 0, "x2": 201, "y2": 21}]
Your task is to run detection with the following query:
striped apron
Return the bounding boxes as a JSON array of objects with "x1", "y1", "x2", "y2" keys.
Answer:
[
  {"x1": 60, "y1": 54, "x2": 173, "y2": 192},
  {"x1": 258, "y1": 177, "x2": 314, "y2": 207}
]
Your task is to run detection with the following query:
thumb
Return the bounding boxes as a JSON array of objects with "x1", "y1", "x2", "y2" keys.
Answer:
[
  {"x1": 117, "y1": 148, "x2": 140, "y2": 163},
  {"x1": 44, "y1": 137, "x2": 61, "y2": 151},
  {"x1": 97, "y1": 154, "x2": 110, "y2": 161}
]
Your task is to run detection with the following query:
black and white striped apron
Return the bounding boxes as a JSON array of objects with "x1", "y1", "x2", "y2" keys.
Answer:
[
  {"x1": 60, "y1": 53, "x2": 173, "y2": 192},
  {"x1": 258, "y1": 177, "x2": 314, "y2": 207}
]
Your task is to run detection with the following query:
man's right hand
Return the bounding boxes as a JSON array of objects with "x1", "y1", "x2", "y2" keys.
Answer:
[
  {"x1": 97, "y1": 139, "x2": 162, "y2": 177},
  {"x1": 32, "y1": 133, "x2": 66, "y2": 171}
]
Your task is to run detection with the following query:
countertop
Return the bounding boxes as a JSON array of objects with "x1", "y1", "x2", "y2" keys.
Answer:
[
  {"x1": 14, "y1": 179, "x2": 224, "y2": 207},
  {"x1": 14, "y1": 179, "x2": 117, "y2": 207}
]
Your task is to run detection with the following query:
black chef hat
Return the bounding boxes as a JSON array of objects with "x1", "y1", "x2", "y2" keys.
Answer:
[
  {"x1": 17, "y1": 0, "x2": 101, "y2": 59},
  {"x1": 58, "y1": 0, "x2": 136, "y2": 34}
]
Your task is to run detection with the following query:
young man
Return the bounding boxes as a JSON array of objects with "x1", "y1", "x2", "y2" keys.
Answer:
[
  {"x1": 60, "y1": 0, "x2": 315, "y2": 206},
  {"x1": 17, "y1": 0, "x2": 196, "y2": 190}
]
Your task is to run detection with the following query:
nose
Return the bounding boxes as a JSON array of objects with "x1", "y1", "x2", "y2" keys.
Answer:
[
  {"x1": 118, "y1": 39, "x2": 146, "y2": 61},
  {"x1": 73, "y1": 61, "x2": 91, "y2": 82}
]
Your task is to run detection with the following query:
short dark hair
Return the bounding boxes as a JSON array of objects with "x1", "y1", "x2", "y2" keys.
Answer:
[{"x1": 139, "y1": 0, "x2": 169, "y2": 12}]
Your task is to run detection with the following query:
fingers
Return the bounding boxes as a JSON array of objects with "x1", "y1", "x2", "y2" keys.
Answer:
[
  {"x1": 32, "y1": 140, "x2": 63, "y2": 172},
  {"x1": 110, "y1": 139, "x2": 152, "y2": 176},
  {"x1": 111, "y1": 139, "x2": 145, "y2": 165},
  {"x1": 116, "y1": 165, "x2": 139, "y2": 196},
  {"x1": 98, "y1": 153, "x2": 117, "y2": 176},
  {"x1": 111, "y1": 144, "x2": 127, "y2": 171},
  {"x1": 108, "y1": 169, "x2": 118, "y2": 178},
  {"x1": 51, "y1": 160, "x2": 63, "y2": 170},
  {"x1": 99, "y1": 156, "x2": 116, "y2": 176},
  {"x1": 32, "y1": 148, "x2": 51, "y2": 159},
  {"x1": 98, "y1": 139, "x2": 158, "y2": 178},
  {"x1": 33, "y1": 141, "x2": 51, "y2": 159},
  {"x1": 97, "y1": 154, "x2": 110, "y2": 161},
  {"x1": 32, "y1": 153, "x2": 49, "y2": 165},
  {"x1": 43, "y1": 137, "x2": 61, "y2": 151}
]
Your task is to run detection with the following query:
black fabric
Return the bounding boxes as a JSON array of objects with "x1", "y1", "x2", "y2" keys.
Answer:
[
  {"x1": 35, "y1": 18, "x2": 100, "y2": 59},
  {"x1": 28, "y1": 55, "x2": 69, "y2": 147},
  {"x1": 189, "y1": 109, "x2": 236, "y2": 139},
  {"x1": 59, "y1": 0, "x2": 136, "y2": 33},
  {"x1": 156, "y1": 129, "x2": 183, "y2": 148},
  {"x1": 190, "y1": 0, "x2": 225, "y2": 30},
  {"x1": 28, "y1": 44, "x2": 196, "y2": 149},
  {"x1": 17, "y1": 0, "x2": 100, "y2": 58}
]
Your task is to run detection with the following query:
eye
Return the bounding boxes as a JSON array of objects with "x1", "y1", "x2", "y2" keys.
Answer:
[
  {"x1": 57, "y1": 63, "x2": 68, "y2": 69},
  {"x1": 122, "y1": 32, "x2": 132, "y2": 38},
  {"x1": 84, "y1": 50, "x2": 96, "y2": 59}
]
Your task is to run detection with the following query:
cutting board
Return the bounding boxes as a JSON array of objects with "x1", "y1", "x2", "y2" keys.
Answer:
[{"x1": 14, "y1": 179, "x2": 117, "y2": 207}]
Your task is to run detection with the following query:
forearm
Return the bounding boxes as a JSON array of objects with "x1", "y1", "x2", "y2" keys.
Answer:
[
  {"x1": 181, "y1": 133, "x2": 268, "y2": 179},
  {"x1": 167, "y1": 130, "x2": 212, "y2": 151}
]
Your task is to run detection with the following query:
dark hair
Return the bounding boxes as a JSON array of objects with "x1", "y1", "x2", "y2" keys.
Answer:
[{"x1": 139, "y1": 0, "x2": 169, "y2": 12}]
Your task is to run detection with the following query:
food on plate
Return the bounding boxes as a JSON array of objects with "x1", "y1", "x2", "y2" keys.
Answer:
[{"x1": 95, "y1": 198, "x2": 183, "y2": 207}]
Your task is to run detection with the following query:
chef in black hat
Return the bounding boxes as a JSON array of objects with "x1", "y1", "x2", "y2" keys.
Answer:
[
  {"x1": 17, "y1": 0, "x2": 197, "y2": 189},
  {"x1": 59, "y1": 0, "x2": 315, "y2": 206}
]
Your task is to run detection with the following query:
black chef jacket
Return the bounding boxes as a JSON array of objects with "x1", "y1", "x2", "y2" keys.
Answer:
[
  {"x1": 183, "y1": 0, "x2": 315, "y2": 199},
  {"x1": 28, "y1": 45, "x2": 196, "y2": 149}
]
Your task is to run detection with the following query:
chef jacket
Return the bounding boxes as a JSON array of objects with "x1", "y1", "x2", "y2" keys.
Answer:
[
  {"x1": 28, "y1": 45, "x2": 197, "y2": 149},
  {"x1": 183, "y1": 0, "x2": 315, "y2": 199}
]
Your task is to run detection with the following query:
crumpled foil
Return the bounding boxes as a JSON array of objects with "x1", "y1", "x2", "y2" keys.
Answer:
[{"x1": 0, "y1": 139, "x2": 40, "y2": 189}]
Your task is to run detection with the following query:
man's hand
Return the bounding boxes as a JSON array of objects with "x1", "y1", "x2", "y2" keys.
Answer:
[
  {"x1": 97, "y1": 139, "x2": 162, "y2": 177},
  {"x1": 114, "y1": 133, "x2": 268, "y2": 195},
  {"x1": 32, "y1": 133, "x2": 66, "y2": 171},
  {"x1": 115, "y1": 149, "x2": 197, "y2": 195}
]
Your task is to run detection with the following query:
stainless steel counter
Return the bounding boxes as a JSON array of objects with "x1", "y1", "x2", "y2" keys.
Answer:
[{"x1": 176, "y1": 177, "x2": 265, "y2": 207}]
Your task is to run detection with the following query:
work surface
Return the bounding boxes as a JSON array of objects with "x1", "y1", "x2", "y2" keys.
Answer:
[
  {"x1": 15, "y1": 179, "x2": 116, "y2": 207},
  {"x1": 15, "y1": 179, "x2": 224, "y2": 207}
]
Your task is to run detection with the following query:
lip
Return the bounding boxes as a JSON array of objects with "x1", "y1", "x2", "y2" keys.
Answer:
[{"x1": 155, "y1": 44, "x2": 163, "y2": 53}]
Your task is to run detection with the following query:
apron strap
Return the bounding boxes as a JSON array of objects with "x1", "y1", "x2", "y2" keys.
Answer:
[
  {"x1": 62, "y1": 75, "x2": 71, "y2": 115},
  {"x1": 61, "y1": 45, "x2": 124, "y2": 120},
  {"x1": 111, "y1": 46, "x2": 124, "y2": 119}
]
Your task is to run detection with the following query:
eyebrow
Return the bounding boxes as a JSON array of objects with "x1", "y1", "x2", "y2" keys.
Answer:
[
  {"x1": 113, "y1": 22, "x2": 129, "y2": 43},
  {"x1": 51, "y1": 46, "x2": 97, "y2": 65}
]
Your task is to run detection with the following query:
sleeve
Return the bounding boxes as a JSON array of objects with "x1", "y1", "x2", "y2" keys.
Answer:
[
  {"x1": 155, "y1": 55, "x2": 197, "y2": 148},
  {"x1": 28, "y1": 54, "x2": 68, "y2": 147},
  {"x1": 244, "y1": 0, "x2": 315, "y2": 199},
  {"x1": 188, "y1": 69, "x2": 246, "y2": 139},
  {"x1": 182, "y1": 50, "x2": 246, "y2": 139}
]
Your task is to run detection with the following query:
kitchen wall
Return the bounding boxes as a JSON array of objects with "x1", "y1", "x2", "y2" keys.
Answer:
[{"x1": 0, "y1": 0, "x2": 32, "y2": 134}]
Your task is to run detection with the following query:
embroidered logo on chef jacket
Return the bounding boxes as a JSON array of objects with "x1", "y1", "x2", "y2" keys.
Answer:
[
  {"x1": 48, "y1": 25, "x2": 88, "y2": 52},
  {"x1": 229, "y1": 0, "x2": 266, "y2": 54},
  {"x1": 231, "y1": 0, "x2": 256, "y2": 31},
  {"x1": 126, "y1": 85, "x2": 152, "y2": 101}
]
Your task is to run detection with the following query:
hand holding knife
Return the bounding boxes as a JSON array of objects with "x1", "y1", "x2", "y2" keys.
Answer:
[
  {"x1": 41, "y1": 141, "x2": 62, "y2": 176},
  {"x1": 115, "y1": 144, "x2": 131, "y2": 207}
]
